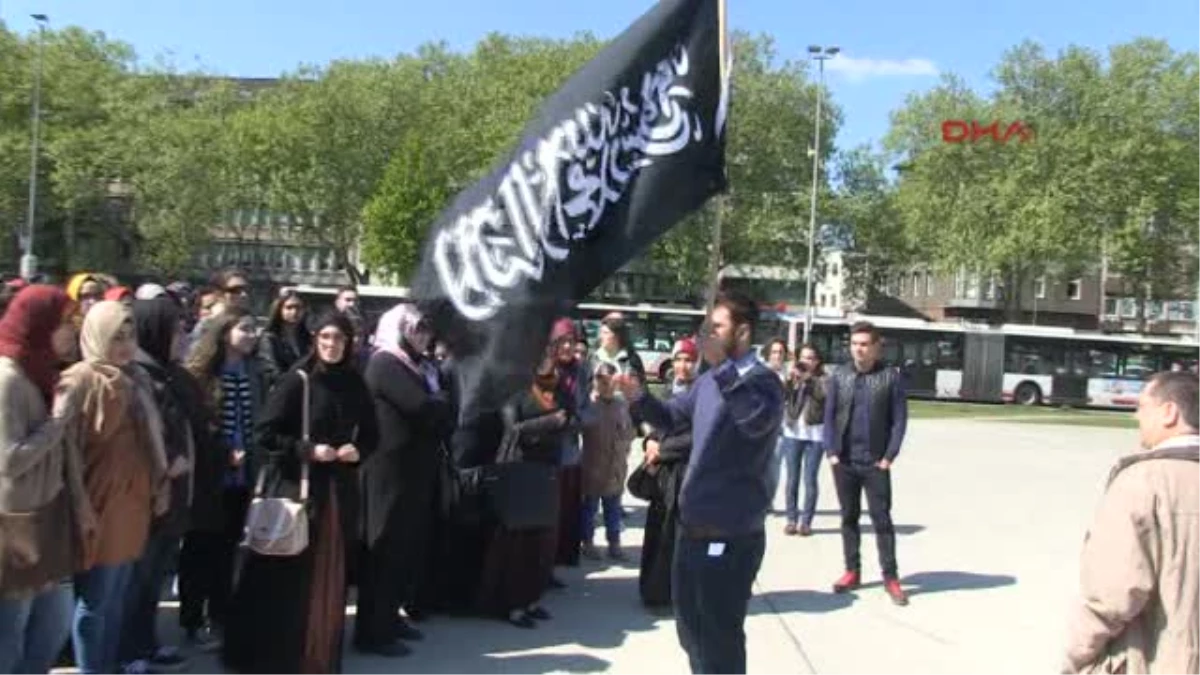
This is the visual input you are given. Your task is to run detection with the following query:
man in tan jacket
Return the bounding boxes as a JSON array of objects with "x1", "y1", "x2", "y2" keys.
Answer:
[{"x1": 1064, "y1": 371, "x2": 1199, "y2": 674}]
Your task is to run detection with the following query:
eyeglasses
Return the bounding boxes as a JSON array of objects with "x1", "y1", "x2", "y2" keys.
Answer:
[{"x1": 226, "y1": 286, "x2": 248, "y2": 295}]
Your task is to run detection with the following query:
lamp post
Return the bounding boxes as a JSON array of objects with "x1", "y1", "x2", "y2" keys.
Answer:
[
  {"x1": 21, "y1": 13, "x2": 49, "y2": 280},
  {"x1": 802, "y1": 44, "x2": 839, "y2": 343}
]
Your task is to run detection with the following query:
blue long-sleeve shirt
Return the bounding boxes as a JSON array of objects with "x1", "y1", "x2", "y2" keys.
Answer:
[
  {"x1": 822, "y1": 364, "x2": 908, "y2": 464},
  {"x1": 633, "y1": 351, "x2": 784, "y2": 536}
]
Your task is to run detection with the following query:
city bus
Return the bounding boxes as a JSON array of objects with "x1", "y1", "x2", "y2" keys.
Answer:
[{"x1": 773, "y1": 313, "x2": 1200, "y2": 409}]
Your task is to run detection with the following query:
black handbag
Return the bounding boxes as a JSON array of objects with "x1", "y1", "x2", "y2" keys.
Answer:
[
  {"x1": 479, "y1": 411, "x2": 559, "y2": 531},
  {"x1": 626, "y1": 460, "x2": 660, "y2": 503}
]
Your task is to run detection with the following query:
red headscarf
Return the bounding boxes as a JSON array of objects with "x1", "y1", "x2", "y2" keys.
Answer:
[
  {"x1": 104, "y1": 286, "x2": 133, "y2": 302},
  {"x1": 0, "y1": 285, "x2": 71, "y2": 405}
]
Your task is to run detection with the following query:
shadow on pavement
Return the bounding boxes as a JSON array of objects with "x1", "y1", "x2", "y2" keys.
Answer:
[
  {"x1": 752, "y1": 588, "x2": 856, "y2": 615},
  {"x1": 857, "y1": 570, "x2": 1018, "y2": 596},
  {"x1": 806, "y1": 524, "x2": 927, "y2": 536},
  {"x1": 901, "y1": 570, "x2": 1017, "y2": 596}
]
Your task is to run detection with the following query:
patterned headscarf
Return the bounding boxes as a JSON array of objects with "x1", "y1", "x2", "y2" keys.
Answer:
[{"x1": 374, "y1": 303, "x2": 439, "y2": 393}]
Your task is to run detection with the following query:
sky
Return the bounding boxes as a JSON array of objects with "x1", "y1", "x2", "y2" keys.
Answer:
[{"x1": 1, "y1": 0, "x2": 1196, "y2": 155}]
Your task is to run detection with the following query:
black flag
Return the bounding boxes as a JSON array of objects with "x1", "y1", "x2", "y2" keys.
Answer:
[{"x1": 411, "y1": 0, "x2": 730, "y2": 423}]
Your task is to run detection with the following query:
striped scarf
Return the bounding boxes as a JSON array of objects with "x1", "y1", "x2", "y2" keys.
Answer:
[{"x1": 220, "y1": 363, "x2": 254, "y2": 487}]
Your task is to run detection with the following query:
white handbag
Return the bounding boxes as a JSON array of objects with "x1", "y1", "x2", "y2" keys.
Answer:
[{"x1": 243, "y1": 370, "x2": 311, "y2": 557}]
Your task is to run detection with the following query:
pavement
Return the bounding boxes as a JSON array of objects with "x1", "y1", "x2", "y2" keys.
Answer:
[{"x1": 158, "y1": 418, "x2": 1135, "y2": 674}]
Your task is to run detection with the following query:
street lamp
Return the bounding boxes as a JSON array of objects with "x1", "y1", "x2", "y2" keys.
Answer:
[
  {"x1": 802, "y1": 44, "x2": 839, "y2": 343},
  {"x1": 21, "y1": 13, "x2": 49, "y2": 280}
]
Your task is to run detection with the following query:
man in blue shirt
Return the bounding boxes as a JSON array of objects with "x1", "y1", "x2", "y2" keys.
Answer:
[
  {"x1": 823, "y1": 321, "x2": 910, "y2": 606},
  {"x1": 616, "y1": 290, "x2": 784, "y2": 674}
]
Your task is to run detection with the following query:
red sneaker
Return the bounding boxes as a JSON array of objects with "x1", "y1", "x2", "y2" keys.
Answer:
[
  {"x1": 832, "y1": 570, "x2": 860, "y2": 593},
  {"x1": 884, "y1": 578, "x2": 909, "y2": 606}
]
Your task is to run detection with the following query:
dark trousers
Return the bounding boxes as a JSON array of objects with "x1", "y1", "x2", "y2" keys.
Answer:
[
  {"x1": 556, "y1": 466, "x2": 583, "y2": 566},
  {"x1": 832, "y1": 462, "x2": 898, "y2": 579},
  {"x1": 179, "y1": 488, "x2": 248, "y2": 632},
  {"x1": 119, "y1": 531, "x2": 180, "y2": 664},
  {"x1": 355, "y1": 528, "x2": 404, "y2": 647},
  {"x1": 672, "y1": 530, "x2": 765, "y2": 674}
]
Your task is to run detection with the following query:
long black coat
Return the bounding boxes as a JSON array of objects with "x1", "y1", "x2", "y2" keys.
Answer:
[
  {"x1": 222, "y1": 361, "x2": 377, "y2": 674},
  {"x1": 360, "y1": 351, "x2": 454, "y2": 550},
  {"x1": 638, "y1": 415, "x2": 693, "y2": 609}
]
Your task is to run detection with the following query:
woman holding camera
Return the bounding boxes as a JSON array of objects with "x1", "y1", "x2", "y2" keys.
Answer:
[{"x1": 780, "y1": 344, "x2": 827, "y2": 536}]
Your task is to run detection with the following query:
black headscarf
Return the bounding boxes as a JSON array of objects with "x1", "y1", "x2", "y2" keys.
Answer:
[
  {"x1": 133, "y1": 296, "x2": 182, "y2": 365},
  {"x1": 298, "y1": 310, "x2": 357, "y2": 373}
]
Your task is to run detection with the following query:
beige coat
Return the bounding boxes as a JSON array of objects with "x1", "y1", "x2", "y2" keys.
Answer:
[
  {"x1": 581, "y1": 396, "x2": 634, "y2": 498},
  {"x1": 1063, "y1": 436, "x2": 1199, "y2": 674}
]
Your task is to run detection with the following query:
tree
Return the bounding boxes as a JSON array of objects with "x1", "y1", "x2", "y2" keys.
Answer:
[
  {"x1": 647, "y1": 32, "x2": 842, "y2": 293},
  {"x1": 826, "y1": 145, "x2": 909, "y2": 307},
  {"x1": 884, "y1": 39, "x2": 1198, "y2": 322},
  {"x1": 0, "y1": 24, "x2": 138, "y2": 274},
  {"x1": 360, "y1": 34, "x2": 605, "y2": 281}
]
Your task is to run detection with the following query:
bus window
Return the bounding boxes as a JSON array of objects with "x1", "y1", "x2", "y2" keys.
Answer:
[
  {"x1": 1066, "y1": 345, "x2": 1120, "y2": 378},
  {"x1": 1006, "y1": 337, "x2": 1065, "y2": 375},
  {"x1": 936, "y1": 337, "x2": 964, "y2": 370},
  {"x1": 1122, "y1": 348, "x2": 1157, "y2": 380}
]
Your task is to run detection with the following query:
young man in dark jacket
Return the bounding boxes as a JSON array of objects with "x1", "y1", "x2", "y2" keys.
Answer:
[
  {"x1": 823, "y1": 320, "x2": 910, "y2": 606},
  {"x1": 615, "y1": 290, "x2": 784, "y2": 675}
]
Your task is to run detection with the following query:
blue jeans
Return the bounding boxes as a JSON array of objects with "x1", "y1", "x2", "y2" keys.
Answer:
[
  {"x1": 0, "y1": 582, "x2": 74, "y2": 674},
  {"x1": 580, "y1": 495, "x2": 622, "y2": 546},
  {"x1": 73, "y1": 562, "x2": 135, "y2": 674},
  {"x1": 780, "y1": 437, "x2": 824, "y2": 527},
  {"x1": 120, "y1": 532, "x2": 180, "y2": 665},
  {"x1": 673, "y1": 531, "x2": 766, "y2": 674}
]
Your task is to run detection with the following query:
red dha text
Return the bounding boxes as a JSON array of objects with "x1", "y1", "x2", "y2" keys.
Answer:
[{"x1": 942, "y1": 120, "x2": 1034, "y2": 144}]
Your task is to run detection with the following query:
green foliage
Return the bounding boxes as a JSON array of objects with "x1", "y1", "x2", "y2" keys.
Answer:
[{"x1": 882, "y1": 38, "x2": 1198, "y2": 317}]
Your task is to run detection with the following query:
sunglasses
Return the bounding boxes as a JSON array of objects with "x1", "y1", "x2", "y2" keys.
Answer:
[{"x1": 226, "y1": 286, "x2": 249, "y2": 295}]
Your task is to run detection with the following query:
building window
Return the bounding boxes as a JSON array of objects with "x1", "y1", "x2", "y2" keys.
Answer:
[
  {"x1": 965, "y1": 271, "x2": 980, "y2": 300},
  {"x1": 984, "y1": 273, "x2": 997, "y2": 300},
  {"x1": 1034, "y1": 276, "x2": 1046, "y2": 299},
  {"x1": 954, "y1": 268, "x2": 965, "y2": 298},
  {"x1": 926, "y1": 272, "x2": 934, "y2": 296},
  {"x1": 1066, "y1": 279, "x2": 1082, "y2": 300},
  {"x1": 912, "y1": 272, "x2": 921, "y2": 297},
  {"x1": 831, "y1": 262, "x2": 839, "y2": 277}
]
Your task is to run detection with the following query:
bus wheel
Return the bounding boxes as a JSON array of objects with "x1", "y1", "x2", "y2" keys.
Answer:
[{"x1": 1014, "y1": 382, "x2": 1042, "y2": 406}]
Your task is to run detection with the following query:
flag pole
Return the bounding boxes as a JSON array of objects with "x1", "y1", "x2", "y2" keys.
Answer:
[{"x1": 704, "y1": 0, "x2": 730, "y2": 314}]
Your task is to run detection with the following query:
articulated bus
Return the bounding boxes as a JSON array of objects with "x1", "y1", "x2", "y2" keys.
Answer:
[
  {"x1": 772, "y1": 313, "x2": 1200, "y2": 409},
  {"x1": 282, "y1": 284, "x2": 1197, "y2": 406}
]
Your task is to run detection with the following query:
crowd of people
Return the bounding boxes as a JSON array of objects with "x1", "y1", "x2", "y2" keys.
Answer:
[
  {"x1": 0, "y1": 268, "x2": 1195, "y2": 675},
  {"x1": 0, "y1": 267, "x2": 724, "y2": 674}
]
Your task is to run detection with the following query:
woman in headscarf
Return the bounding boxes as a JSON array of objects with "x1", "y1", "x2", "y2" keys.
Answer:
[
  {"x1": 117, "y1": 297, "x2": 205, "y2": 673},
  {"x1": 102, "y1": 287, "x2": 134, "y2": 306},
  {"x1": 222, "y1": 311, "x2": 377, "y2": 674},
  {"x1": 256, "y1": 289, "x2": 311, "y2": 392},
  {"x1": 180, "y1": 308, "x2": 263, "y2": 650},
  {"x1": 58, "y1": 300, "x2": 168, "y2": 674},
  {"x1": 65, "y1": 274, "x2": 105, "y2": 318},
  {"x1": 634, "y1": 337, "x2": 699, "y2": 612},
  {"x1": 0, "y1": 286, "x2": 92, "y2": 674},
  {"x1": 549, "y1": 318, "x2": 588, "y2": 570},
  {"x1": 354, "y1": 304, "x2": 454, "y2": 657},
  {"x1": 476, "y1": 349, "x2": 574, "y2": 629}
]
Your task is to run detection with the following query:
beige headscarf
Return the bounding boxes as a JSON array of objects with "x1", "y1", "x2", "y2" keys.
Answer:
[{"x1": 63, "y1": 300, "x2": 170, "y2": 513}]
